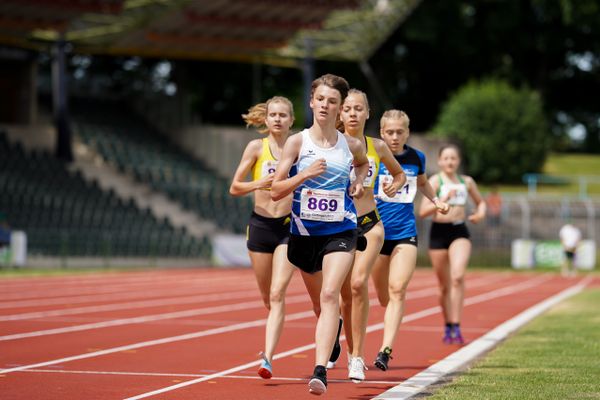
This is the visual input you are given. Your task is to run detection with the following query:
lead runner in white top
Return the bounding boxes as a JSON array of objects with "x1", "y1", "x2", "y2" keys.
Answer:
[{"x1": 271, "y1": 74, "x2": 369, "y2": 396}]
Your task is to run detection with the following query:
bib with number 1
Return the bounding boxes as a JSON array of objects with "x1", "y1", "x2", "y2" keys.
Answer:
[
  {"x1": 378, "y1": 174, "x2": 417, "y2": 203},
  {"x1": 300, "y1": 188, "x2": 345, "y2": 221}
]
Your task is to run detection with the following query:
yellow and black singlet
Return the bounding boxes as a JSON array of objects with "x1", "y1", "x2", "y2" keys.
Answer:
[
  {"x1": 351, "y1": 135, "x2": 381, "y2": 189},
  {"x1": 251, "y1": 138, "x2": 278, "y2": 187}
]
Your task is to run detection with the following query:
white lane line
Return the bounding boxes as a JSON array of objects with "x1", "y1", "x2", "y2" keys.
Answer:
[
  {"x1": 122, "y1": 274, "x2": 552, "y2": 400},
  {"x1": 371, "y1": 275, "x2": 593, "y2": 400},
  {"x1": 0, "y1": 287, "x2": 302, "y2": 321},
  {"x1": 0, "y1": 273, "x2": 504, "y2": 339},
  {"x1": 0, "y1": 293, "x2": 310, "y2": 341},
  {"x1": 0, "y1": 274, "x2": 252, "y2": 304},
  {"x1": 0, "y1": 279, "x2": 260, "y2": 310},
  {"x1": 0, "y1": 309, "x2": 313, "y2": 375},
  {"x1": 20, "y1": 368, "x2": 400, "y2": 384},
  {"x1": 0, "y1": 273, "x2": 513, "y2": 374},
  {"x1": 0, "y1": 272, "x2": 208, "y2": 290}
]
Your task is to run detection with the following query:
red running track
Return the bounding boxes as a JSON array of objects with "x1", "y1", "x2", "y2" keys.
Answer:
[{"x1": 0, "y1": 268, "x2": 597, "y2": 399}]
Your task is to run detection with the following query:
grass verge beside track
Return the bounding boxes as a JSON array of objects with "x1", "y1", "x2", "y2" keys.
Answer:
[{"x1": 428, "y1": 288, "x2": 600, "y2": 399}]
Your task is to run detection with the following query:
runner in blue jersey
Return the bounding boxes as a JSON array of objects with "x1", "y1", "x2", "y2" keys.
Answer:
[
  {"x1": 271, "y1": 74, "x2": 369, "y2": 396},
  {"x1": 370, "y1": 110, "x2": 449, "y2": 372}
]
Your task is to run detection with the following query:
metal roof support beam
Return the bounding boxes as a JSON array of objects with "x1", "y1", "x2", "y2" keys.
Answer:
[
  {"x1": 302, "y1": 37, "x2": 315, "y2": 127},
  {"x1": 359, "y1": 60, "x2": 392, "y2": 110},
  {"x1": 252, "y1": 58, "x2": 262, "y2": 105},
  {"x1": 51, "y1": 36, "x2": 73, "y2": 162}
]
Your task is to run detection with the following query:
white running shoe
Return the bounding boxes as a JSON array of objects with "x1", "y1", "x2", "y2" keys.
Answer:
[{"x1": 348, "y1": 356, "x2": 368, "y2": 383}]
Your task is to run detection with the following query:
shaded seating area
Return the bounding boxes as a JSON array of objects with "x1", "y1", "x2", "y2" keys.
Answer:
[
  {"x1": 72, "y1": 101, "x2": 253, "y2": 234},
  {"x1": 0, "y1": 132, "x2": 211, "y2": 258}
]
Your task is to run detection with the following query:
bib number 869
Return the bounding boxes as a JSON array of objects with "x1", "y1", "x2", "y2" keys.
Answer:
[{"x1": 307, "y1": 198, "x2": 338, "y2": 211}]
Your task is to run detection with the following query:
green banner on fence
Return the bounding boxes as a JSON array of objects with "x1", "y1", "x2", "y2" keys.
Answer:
[{"x1": 533, "y1": 241, "x2": 563, "y2": 267}]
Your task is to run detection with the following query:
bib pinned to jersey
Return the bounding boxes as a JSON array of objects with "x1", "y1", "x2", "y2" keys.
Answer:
[
  {"x1": 252, "y1": 138, "x2": 278, "y2": 187},
  {"x1": 378, "y1": 174, "x2": 417, "y2": 203},
  {"x1": 437, "y1": 175, "x2": 468, "y2": 206}
]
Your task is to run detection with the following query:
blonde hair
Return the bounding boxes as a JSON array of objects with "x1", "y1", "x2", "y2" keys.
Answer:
[
  {"x1": 311, "y1": 74, "x2": 350, "y2": 103},
  {"x1": 380, "y1": 109, "x2": 410, "y2": 130},
  {"x1": 242, "y1": 96, "x2": 294, "y2": 135},
  {"x1": 337, "y1": 88, "x2": 369, "y2": 133},
  {"x1": 346, "y1": 88, "x2": 369, "y2": 110}
]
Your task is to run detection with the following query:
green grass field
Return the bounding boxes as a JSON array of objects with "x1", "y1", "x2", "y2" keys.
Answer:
[
  {"x1": 481, "y1": 153, "x2": 600, "y2": 195},
  {"x1": 428, "y1": 288, "x2": 600, "y2": 399}
]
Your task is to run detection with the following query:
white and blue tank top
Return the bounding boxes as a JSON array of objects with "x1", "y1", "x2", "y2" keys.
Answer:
[
  {"x1": 375, "y1": 145, "x2": 426, "y2": 240},
  {"x1": 290, "y1": 129, "x2": 357, "y2": 236}
]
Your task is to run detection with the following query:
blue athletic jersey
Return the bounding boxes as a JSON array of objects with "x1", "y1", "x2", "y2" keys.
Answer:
[
  {"x1": 375, "y1": 145, "x2": 426, "y2": 240},
  {"x1": 290, "y1": 129, "x2": 357, "y2": 236}
]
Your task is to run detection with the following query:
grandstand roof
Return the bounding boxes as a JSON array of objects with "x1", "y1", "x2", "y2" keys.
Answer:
[{"x1": 0, "y1": 0, "x2": 421, "y2": 66}]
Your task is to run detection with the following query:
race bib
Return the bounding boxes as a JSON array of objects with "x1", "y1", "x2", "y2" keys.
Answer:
[
  {"x1": 350, "y1": 157, "x2": 377, "y2": 187},
  {"x1": 300, "y1": 188, "x2": 345, "y2": 222},
  {"x1": 439, "y1": 183, "x2": 468, "y2": 206},
  {"x1": 378, "y1": 174, "x2": 417, "y2": 203},
  {"x1": 261, "y1": 160, "x2": 278, "y2": 178}
]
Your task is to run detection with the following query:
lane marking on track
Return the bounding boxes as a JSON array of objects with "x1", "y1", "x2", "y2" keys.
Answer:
[
  {"x1": 0, "y1": 274, "x2": 516, "y2": 374},
  {"x1": 20, "y1": 368, "x2": 401, "y2": 384},
  {"x1": 0, "y1": 272, "x2": 433, "y2": 308},
  {"x1": 0, "y1": 287, "x2": 303, "y2": 322},
  {"x1": 371, "y1": 275, "x2": 593, "y2": 400},
  {"x1": 0, "y1": 275, "x2": 255, "y2": 306},
  {"x1": 0, "y1": 273, "x2": 503, "y2": 340},
  {"x1": 122, "y1": 274, "x2": 553, "y2": 400},
  {"x1": 0, "y1": 293, "x2": 308, "y2": 341}
]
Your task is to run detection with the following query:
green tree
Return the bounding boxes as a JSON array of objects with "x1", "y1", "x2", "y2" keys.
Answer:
[
  {"x1": 433, "y1": 79, "x2": 549, "y2": 183},
  {"x1": 371, "y1": 0, "x2": 600, "y2": 152}
]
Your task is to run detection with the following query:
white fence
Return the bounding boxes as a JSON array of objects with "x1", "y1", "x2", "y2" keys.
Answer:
[{"x1": 416, "y1": 194, "x2": 599, "y2": 268}]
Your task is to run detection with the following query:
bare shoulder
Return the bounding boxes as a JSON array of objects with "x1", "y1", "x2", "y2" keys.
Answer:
[
  {"x1": 429, "y1": 172, "x2": 441, "y2": 185},
  {"x1": 285, "y1": 132, "x2": 303, "y2": 147},
  {"x1": 462, "y1": 175, "x2": 477, "y2": 187},
  {"x1": 246, "y1": 138, "x2": 264, "y2": 152},
  {"x1": 372, "y1": 137, "x2": 388, "y2": 153}
]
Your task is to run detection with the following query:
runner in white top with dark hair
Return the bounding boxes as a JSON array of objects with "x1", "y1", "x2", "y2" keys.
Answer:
[{"x1": 271, "y1": 73, "x2": 369, "y2": 396}]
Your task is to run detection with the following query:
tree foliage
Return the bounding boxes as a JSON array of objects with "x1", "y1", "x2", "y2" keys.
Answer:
[
  {"x1": 434, "y1": 80, "x2": 549, "y2": 183},
  {"x1": 370, "y1": 0, "x2": 600, "y2": 152}
]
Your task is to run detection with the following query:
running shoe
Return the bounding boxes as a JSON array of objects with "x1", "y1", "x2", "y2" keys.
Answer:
[
  {"x1": 326, "y1": 317, "x2": 343, "y2": 369},
  {"x1": 374, "y1": 347, "x2": 393, "y2": 371},
  {"x1": 451, "y1": 325, "x2": 465, "y2": 344},
  {"x1": 348, "y1": 356, "x2": 368, "y2": 383},
  {"x1": 308, "y1": 365, "x2": 327, "y2": 395},
  {"x1": 443, "y1": 325, "x2": 453, "y2": 344},
  {"x1": 257, "y1": 351, "x2": 272, "y2": 379}
]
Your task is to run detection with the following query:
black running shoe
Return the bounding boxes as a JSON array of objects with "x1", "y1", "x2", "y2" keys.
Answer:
[
  {"x1": 374, "y1": 347, "x2": 393, "y2": 371},
  {"x1": 308, "y1": 365, "x2": 327, "y2": 395},
  {"x1": 326, "y1": 317, "x2": 343, "y2": 369}
]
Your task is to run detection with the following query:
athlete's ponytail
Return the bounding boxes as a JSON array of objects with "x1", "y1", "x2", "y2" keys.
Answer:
[{"x1": 242, "y1": 96, "x2": 294, "y2": 135}]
